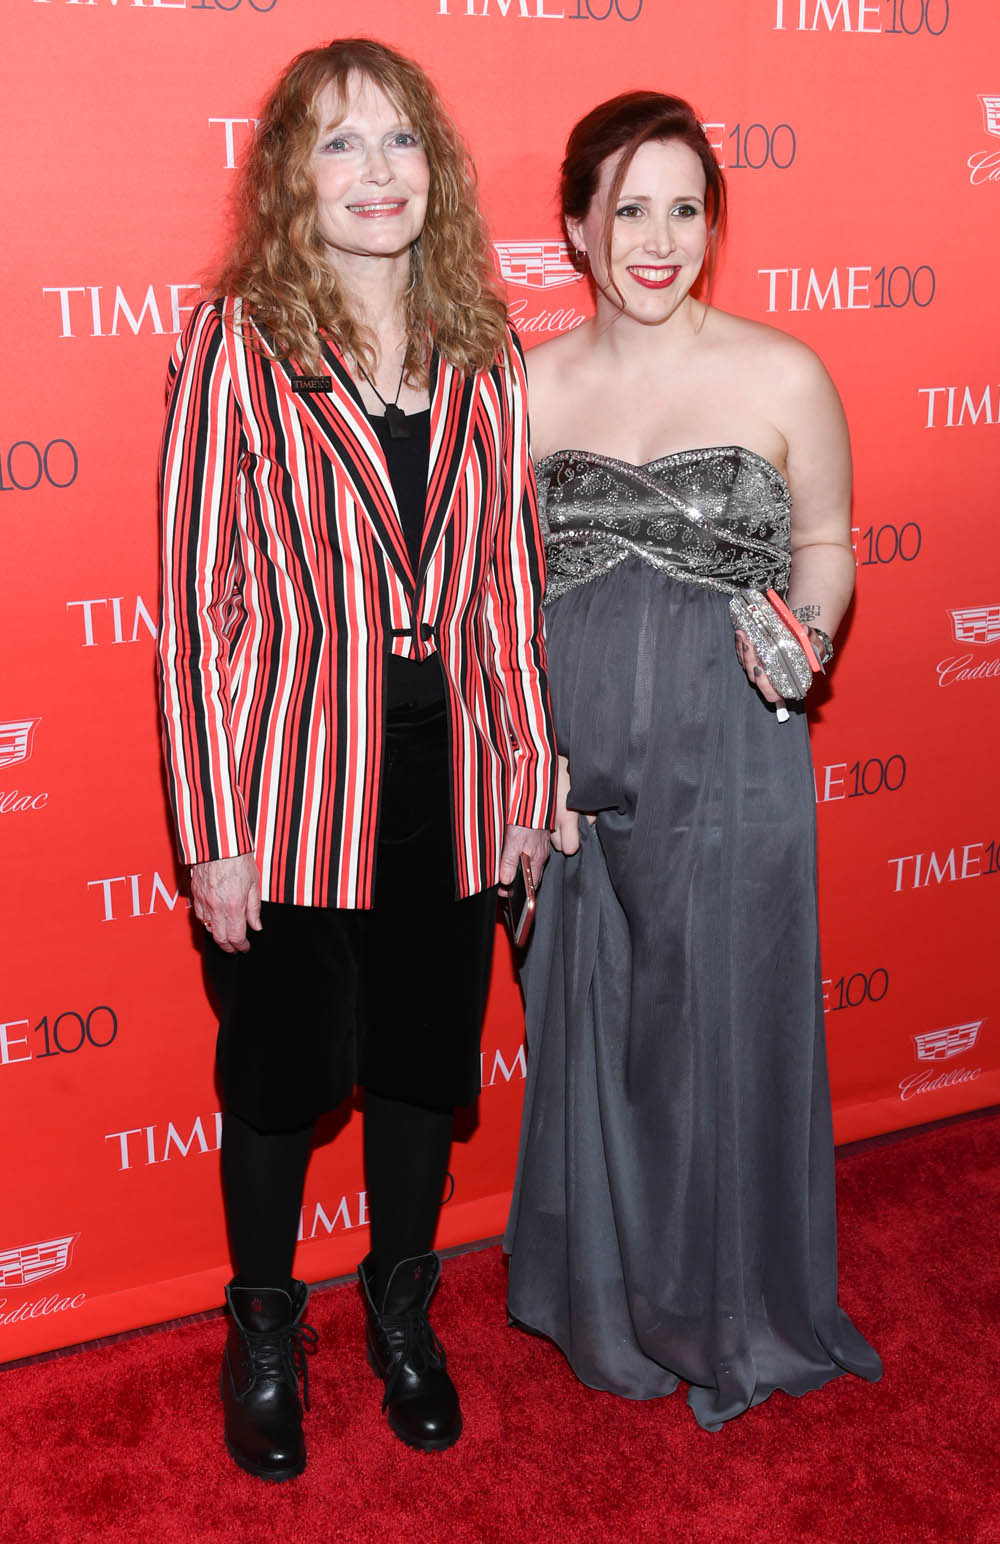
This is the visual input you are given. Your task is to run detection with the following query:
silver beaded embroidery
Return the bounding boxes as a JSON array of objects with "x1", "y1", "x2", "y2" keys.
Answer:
[{"x1": 537, "y1": 446, "x2": 792, "y2": 606}]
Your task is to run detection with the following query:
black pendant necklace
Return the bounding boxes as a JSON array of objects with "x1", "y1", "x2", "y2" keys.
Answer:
[{"x1": 358, "y1": 350, "x2": 410, "y2": 440}]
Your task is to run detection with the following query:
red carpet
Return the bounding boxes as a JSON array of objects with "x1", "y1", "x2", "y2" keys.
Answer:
[{"x1": 5, "y1": 1111, "x2": 999, "y2": 1544}]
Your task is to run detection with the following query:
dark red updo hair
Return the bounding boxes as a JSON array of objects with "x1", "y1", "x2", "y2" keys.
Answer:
[{"x1": 560, "y1": 91, "x2": 727, "y2": 307}]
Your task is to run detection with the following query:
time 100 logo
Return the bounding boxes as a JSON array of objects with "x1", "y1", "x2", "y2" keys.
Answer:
[
  {"x1": 436, "y1": 1, "x2": 643, "y2": 16},
  {"x1": 1, "y1": 1007, "x2": 118, "y2": 1068},
  {"x1": 0, "y1": 439, "x2": 77, "y2": 492},
  {"x1": 567, "y1": 0, "x2": 641, "y2": 13}
]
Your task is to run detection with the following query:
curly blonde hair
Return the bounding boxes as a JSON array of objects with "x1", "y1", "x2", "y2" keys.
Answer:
[{"x1": 217, "y1": 38, "x2": 509, "y2": 382}]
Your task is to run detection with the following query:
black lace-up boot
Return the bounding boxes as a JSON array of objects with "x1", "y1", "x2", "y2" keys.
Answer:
[
  {"x1": 358, "y1": 1252, "x2": 461, "y2": 1451},
  {"x1": 221, "y1": 1280, "x2": 318, "y2": 1481}
]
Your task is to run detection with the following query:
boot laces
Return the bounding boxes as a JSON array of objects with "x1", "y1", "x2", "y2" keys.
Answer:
[
  {"x1": 243, "y1": 1319, "x2": 319, "y2": 1410},
  {"x1": 380, "y1": 1307, "x2": 447, "y2": 1412}
]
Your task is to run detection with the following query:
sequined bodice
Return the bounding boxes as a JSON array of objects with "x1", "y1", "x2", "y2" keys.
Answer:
[{"x1": 537, "y1": 446, "x2": 792, "y2": 605}]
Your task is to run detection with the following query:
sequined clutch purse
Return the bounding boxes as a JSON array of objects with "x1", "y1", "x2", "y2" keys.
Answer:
[{"x1": 728, "y1": 588, "x2": 822, "y2": 701}]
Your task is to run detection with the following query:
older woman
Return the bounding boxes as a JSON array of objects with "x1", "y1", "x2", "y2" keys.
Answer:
[
  {"x1": 505, "y1": 91, "x2": 881, "y2": 1429},
  {"x1": 158, "y1": 38, "x2": 555, "y2": 1478}
]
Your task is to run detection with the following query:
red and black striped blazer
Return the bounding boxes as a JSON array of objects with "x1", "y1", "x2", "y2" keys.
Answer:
[{"x1": 158, "y1": 297, "x2": 556, "y2": 908}]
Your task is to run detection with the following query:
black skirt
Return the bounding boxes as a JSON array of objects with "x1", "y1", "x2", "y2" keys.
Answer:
[{"x1": 205, "y1": 702, "x2": 498, "y2": 1130}]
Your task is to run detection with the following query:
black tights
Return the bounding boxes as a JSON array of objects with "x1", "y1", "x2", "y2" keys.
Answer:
[
  {"x1": 363, "y1": 1091, "x2": 454, "y2": 1298},
  {"x1": 221, "y1": 1113, "x2": 314, "y2": 1291},
  {"x1": 221, "y1": 1093, "x2": 454, "y2": 1297}
]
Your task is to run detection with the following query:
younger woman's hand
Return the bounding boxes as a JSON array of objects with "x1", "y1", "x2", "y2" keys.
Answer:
[
  {"x1": 550, "y1": 755, "x2": 597, "y2": 855},
  {"x1": 733, "y1": 629, "x2": 785, "y2": 705}
]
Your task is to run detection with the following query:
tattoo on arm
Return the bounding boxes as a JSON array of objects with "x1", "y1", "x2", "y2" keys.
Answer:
[{"x1": 793, "y1": 604, "x2": 822, "y2": 624}]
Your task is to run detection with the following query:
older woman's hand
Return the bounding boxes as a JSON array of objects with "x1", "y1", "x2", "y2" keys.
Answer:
[
  {"x1": 499, "y1": 824, "x2": 550, "y2": 893},
  {"x1": 190, "y1": 853, "x2": 263, "y2": 954}
]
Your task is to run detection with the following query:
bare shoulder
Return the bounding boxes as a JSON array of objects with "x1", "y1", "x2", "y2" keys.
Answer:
[
  {"x1": 524, "y1": 324, "x2": 594, "y2": 455},
  {"x1": 706, "y1": 307, "x2": 831, "y2": 389},
  {"x1": 706, "y1": 308, "x2": 845, "y2": 447},
  {"x1": 524, "y1": 324, "x2": 590, "y2": 392}
]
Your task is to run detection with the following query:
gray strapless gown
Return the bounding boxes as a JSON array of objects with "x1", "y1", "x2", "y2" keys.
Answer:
[{"x1": 504, "y1": 447, "x2": 882, "y2": 1431}]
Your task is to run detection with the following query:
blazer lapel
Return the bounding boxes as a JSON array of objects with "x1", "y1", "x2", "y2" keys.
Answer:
[
  {"x1": 418, "y1": 352, "x2": 480, "y2": 589},
  {"x1": 260, "y1": 323, "x2": 415, "y2": 592}
]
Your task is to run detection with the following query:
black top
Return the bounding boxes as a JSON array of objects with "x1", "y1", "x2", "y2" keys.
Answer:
[{"x1": 368, "y1": 407, "x2": 445, "y2": 712}]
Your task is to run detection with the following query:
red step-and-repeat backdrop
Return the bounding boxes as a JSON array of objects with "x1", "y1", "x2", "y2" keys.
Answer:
[{"x1": 2, "y1": 0, "x2": 998, "y2": 1360}]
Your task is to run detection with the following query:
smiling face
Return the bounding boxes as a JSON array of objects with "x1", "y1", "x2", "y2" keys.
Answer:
[
  {"x1": 568, "y1": 137, "x2": 709, "y2": 325},
  {"x1": 311, "y1": 72, "x2": 431, "y2": 275}
]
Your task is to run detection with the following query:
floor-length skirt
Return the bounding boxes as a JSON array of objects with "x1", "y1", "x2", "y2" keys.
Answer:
[{"x1": 504, "y1": 560, "x2": 882, "y2": 1431}]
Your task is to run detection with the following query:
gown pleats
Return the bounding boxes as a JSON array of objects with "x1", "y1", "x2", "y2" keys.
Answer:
[{"x1": 505, "y1": 452, "x2": 881, "y2": 1431}]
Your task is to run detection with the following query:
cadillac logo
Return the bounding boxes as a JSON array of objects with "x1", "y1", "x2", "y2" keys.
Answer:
[
  {"x1": 912, "y1": 1022, "x2": 983, "y2": 1063},
  {"x1": 948, "y1": 606, "x2": 1000, "y2": 645},
  {"x1": 979, "y1": 96, "x2": 1000, "y2": 138},
  {"x1": 493, "y1": 241, "x2": 583, "y2": 291},
  {"x1": 0, "y1": 718, "x2": 41, "y2": 769},
  {"x1": 0, "y1": 1234, "x2": 79, "y2": 1288}
]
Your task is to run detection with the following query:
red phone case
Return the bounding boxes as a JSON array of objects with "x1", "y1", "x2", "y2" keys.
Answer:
[
  {"x1": 505, "y1": 854, "x2": 537, "y2": 947},
  {"x1": 765, "y1": 589, "x2": 822, "y2": 673}
]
